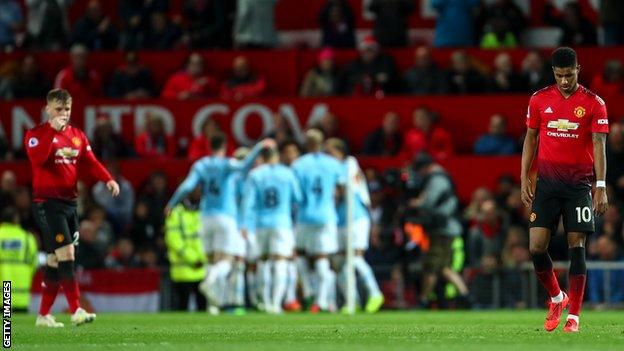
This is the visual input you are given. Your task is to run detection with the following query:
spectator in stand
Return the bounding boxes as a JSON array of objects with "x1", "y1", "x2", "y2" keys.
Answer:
[
  {"x1": 142, "y1": 11, "x2": 182, "y2": 50},
  {"x1": 595, "y1": 205, "x2": 623, "y2": 244},
  {"x1": 93, "y1": 162, "x2": 135, "y2": 233},
  {"x1": 590, "y1": 60, "x2": 624, "y2": 99},
  {"x1": 489, "y1": 53, "x2": 525, "y2": 93},
  {"x1": 403, "y1": 46, "x2": 447, "y2": 95},
  {"x1": 91, "y1": 115, "x2": 132, "y2": 159},
  {"x1": 368, "y1": 0, "x2": 415, "y2": 48},
  {"x1": 0, "y1": 170, "x2": 17, "y2": 209},
  {"x1": 128, "y1": 200, "x2": 156, "y2": 248},
  {"x1": 75, "y1": 220, "x2": 106, "y2": 269},
  {"x1": 314, "y1": 111, "x2": 342, "y2": 141},
  {"x1": 445, "y1": 50, "x2": 487, "y2": 94},
  {"x1": 520, "y1": 50, "x2": 554, "y2": 93},
  {"x1": 466, "y1": 198, "x2": 509, "y2": 267},
  {"x1": 464, "y1": 187, "x2": 493, "y2": 223},
  {"x1": 135, "y1": 112, "x2": 176, "y2": 158},
  {"x1": 220, "y1": 55, "x2": 266, "y2": 100},
  {"x1": 13, "y1": 187, "x2": 37, "y2": 233},
  {"x1": 362, "y1": 111, "x2": 402, "y2": 156},
  {"x1": 401, "y1": 106, "x2": 453, "y2": 161},
  {"x1": 300, "y1": 48, "x2": 339, "y2": 97},
  {"x1": 474, "y1": 114, "x2": 517, "y2": 155},
  {"x1": 319, "y1": 0, "x2": 355, "y2": 48},
  {"x1": 108, "y1": 51, "x2": 156, "y2": 99},
  {"x1": 70, "y1": 0, "x2": 119, "y2": 50},
  {"x1": 8, "y1": 55, "x2": 50, "y2": 99},
  {"x1": 161, "y1": 53, "x2": 218, "y2": 100},
  {"x1": 182, "y1": 0, "x2": 235, "y2": 49},
  {"x1": 480, "y1": 17, "x2": 518, "y2": 49},
  {"x1": 600, "y1": 0, "x2": 624, "y2": 46},
  {"x1": 432, "y1": 0, "x2": 480, "y2": 47},
  {"x1": 0, "y1": 0, "x2": 23, "y2": 50},
  {"x1": 54, "y1": 44, "x2": 103, "y2": 98},
  {"x1": 233, "y1": 0, "x2": 279, "y2": 49},
  {"x1": 606, "y1": 122, "x2": 624, "y2": 201},
  {"x1": 87, "y1": 205, "x2": 115, "y2": 254},
  {"x1": 0, "y1": 134, "x2": 11, "y2": 161},
  {"x1": 0, "y1": 59, "x2": 18, "y2": 100},
  {"x1": 587, "y1": 236, "x2": 624, "y2": 305},
  {"x1": 476, "y1": 0, "x2": 526, "y2": 46},
  {"x1": 24, "y1": 0, "x2": 70, "y2": 51},
  {"x1": 340, "y1": 35, "x2": 399, "y2": 97},
  {"x1": 544, "y1": 1, "x2": 597, "y2": 47},
  {"x1": 119, "y1": 0, "x2": 168, "y2": 50},
  {"x1": 105, "y1": 238, "x2": 140, "y2": 268},
  {"x1": 187, "y1": 118, "x2": 222, "y2": 161},
  {"x1": 138, "y1": 171, "x2": 169, "y2": 243}
]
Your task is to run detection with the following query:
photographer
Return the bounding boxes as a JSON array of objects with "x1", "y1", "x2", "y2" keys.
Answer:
[{"x1": 403, "y1": 152, "x2": 471, "y2": 308}]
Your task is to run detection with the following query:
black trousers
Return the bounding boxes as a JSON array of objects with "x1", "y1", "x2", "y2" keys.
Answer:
[{"x1": 172, "y1": 281, "x2": 207, "y2": 311}]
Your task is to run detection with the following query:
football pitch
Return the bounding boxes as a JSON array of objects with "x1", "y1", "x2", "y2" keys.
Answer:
[{"x1": 9, "y1": 311, "x2": 624, "y2": 351}]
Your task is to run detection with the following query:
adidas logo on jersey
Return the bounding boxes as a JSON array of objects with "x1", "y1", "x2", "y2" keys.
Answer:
[{"x1": 545, "y1": 107, "x2": 553, "y2": 113}]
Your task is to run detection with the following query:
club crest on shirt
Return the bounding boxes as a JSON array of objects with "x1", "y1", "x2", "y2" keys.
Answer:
[
  {"x1": 72, "y1": 137, "x2": 82, "y2": 147},
  {"x1": 55, "y1": 233, "x2": 64, "y2": 243},
  {"x1": 573, "y1": 106, "x2": 585, "y2": 118},
  {"x1": 530, "y1": 213, "x2": 536, "y2": 222}
]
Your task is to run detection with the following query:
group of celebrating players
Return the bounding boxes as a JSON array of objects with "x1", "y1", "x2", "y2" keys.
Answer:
[{"x1": 165, "y1": 128, "x2": 384, "y2": 315}]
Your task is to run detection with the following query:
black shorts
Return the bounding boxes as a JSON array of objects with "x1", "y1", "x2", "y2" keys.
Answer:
[
  {"x1": 529, "y1": 179, "x2": 594, "y2": 234},
  {"x1": 32, "y1": 199, "x2": 79, "y2": 254}
]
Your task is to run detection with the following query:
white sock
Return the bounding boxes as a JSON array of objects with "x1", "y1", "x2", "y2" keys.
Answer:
[
  {"x1": 232, "y1": 261, "x2": 246, "y2": 307},
  {"x1": 354, "y1": 256, "x2": 381, "y2": 297},
  {"x1": 296, "y1": 256, "x2": 313, "y2": 299},
  {"x1": 315, "y1": 258, "x2": 332, "y2": 310},
  {"x1": 272, "y1": 259, "x2": 288, "y2": 310},
  {"x1": 551, "y1": 290, "x2": 564, "y2": 303},
  {"x1": 207, "y1": 260, "x2": 232, "y2": 306},
  {"x1": 567, "y1": 314, "x2": 579, "y2": 323},
  {"x1": 261, "y1": 260, "x2": 272, "y2": 308},
  {"x1": 285, "y1": 260, "x2": 297, "y2": 303}
]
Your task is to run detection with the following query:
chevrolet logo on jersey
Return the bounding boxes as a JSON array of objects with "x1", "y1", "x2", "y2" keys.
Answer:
[
  {"x1": 547, "y1": 119, "x2": 579, "y2": 132},
  {"x1": 54, "y1": 147, "x2": 80, "y2": 164}
]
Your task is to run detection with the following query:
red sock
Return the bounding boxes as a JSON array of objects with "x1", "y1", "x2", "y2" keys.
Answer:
[
  {"x1": 536, "y1": 269, "x2": 561, "y2": 298},
  {"x1": 38, "y1": 280, "x2": 59, "y2": 316},
  {"x1": 59, "y1": 278, "x2": 81, "y2": 314},
  {"x1": 568, "y1": 274, "x2": 586, "y2": 316}
]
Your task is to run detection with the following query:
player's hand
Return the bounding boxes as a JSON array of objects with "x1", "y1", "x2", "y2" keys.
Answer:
[
  {"x1": 593, "y1": 187, "x2": 608, "y2": 216},
  {"x1": 106, "y1": 180, "x2": 120, "y2": 197},
  {"x1": 261, "y1": 138, "x2": 276, "y2": 149},
  {"x1": 520, "y1": 177, "x2": 534, "y2": 208},
  {"x1": 49, "y1": 115, "x2": 69, "y2": 131}
]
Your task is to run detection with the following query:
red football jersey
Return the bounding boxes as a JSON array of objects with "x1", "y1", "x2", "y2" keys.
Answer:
[
  {"x1": 526, "y1": 84, "x2": 609, "y2": 185},
  {"x1": 25, "y1": 122, "x2": 113, "y2": 201}
]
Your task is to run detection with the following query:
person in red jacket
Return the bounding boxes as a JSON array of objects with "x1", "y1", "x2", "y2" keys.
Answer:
[
  {"x1": 401, "y1": 106, "x2": 453, "y2": 161},
  {"x1": 161, "y1": 53, "x2": 218, "y2": 100},
  {"x1": 135, "y1": 112, "x2": 177, "y2": 158},
  {"x1": 220, "y1": 55, "x2": 266, "y2": 100},
  {"x1": 53, "y1": 44, "x2": 103, "y2": 99},
  {"x1": 187, "y1": 118, "x2": 219, "y2": 160},
  {"x1": 25, "y1": 89, "x2": 119, "y2": 328}
]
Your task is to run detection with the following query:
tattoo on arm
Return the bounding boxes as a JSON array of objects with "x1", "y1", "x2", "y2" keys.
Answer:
[{"x1": 592, "y1": 133, "x2": 606, "y2": 144}]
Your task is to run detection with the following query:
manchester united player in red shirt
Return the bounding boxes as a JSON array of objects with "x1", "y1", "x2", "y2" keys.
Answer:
[
  {"x1": 521, "y1": 47, "x2": 609, "y2": 333},
  {"x1": 25, "y1": 89, "x2": 120, "y2": 327}
]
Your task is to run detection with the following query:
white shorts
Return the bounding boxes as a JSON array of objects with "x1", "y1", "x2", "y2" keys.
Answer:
[
  {"x1": 246, "y1": 231, "x2": 260, "y2": 262},
  {"x1": 338, "y1": 217, "x2": 371, "y2": 251},
  {"x1": 201, "y1": 215, "x2": 245, "y2": 257},
  {"x1": 296, "y1": 223, "x2": 338, "y2": 256},
  {"x1": 257, "y1": 227, "x2": 294, "y2": 257}
]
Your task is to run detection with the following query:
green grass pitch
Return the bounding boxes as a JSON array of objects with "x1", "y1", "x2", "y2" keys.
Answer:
[{"x1": 9, "y1": 311, "x2": 624, "y2": 351}]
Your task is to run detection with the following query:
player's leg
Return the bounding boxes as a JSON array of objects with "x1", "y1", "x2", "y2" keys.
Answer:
[
  {"x1": 190, "y1": 281, "x2": 207, "y2": 311},
  {"x1": 295, "y1": 225, "x2": 313, "y2": 306},
  {"x1": 230, "y1": 257, "x2": 247, "y2": 313},
  {"x1": 352, "y1": 218, "x2": 384, "y2": 312},
  {"x1": 283, "y1": 253, "x2": 301, "y2": 311},
  {"x1": 419, "y1": 235, "x2": 444, "y2": 306},
  {"x1": 32, "y1": 202, "x2": 63, "y2": 327},
  {"x1": 245, "y1": 231, "x2": 259, "y2": 308},
  {"x1": 268, "y1": 228, "x2": 295, "y2": 313},
  {"x1": 310, "y1": 224, "x2": 338, "y2": 312},
  {"x1": 561, "y1": 190, "x2": 594, "y2": 332}
]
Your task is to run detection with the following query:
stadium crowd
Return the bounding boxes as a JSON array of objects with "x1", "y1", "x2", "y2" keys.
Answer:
[{"x1": 1, "y1": 0, "x2": 624, "y2": 312}]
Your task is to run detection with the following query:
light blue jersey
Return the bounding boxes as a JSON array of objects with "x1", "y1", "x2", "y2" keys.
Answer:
[
  {"x1": 291, "y1": 152, "x2": 345, "y2": 225},
  {"x1": 166, "y1": 143, "x2": 263, "y2": 218},
  {"x1": 243, "y1": 163, "x2": 302, "y2": 230},
  {"x1": 233, "y1": 172, "x2": 255, "y2": 232},
  {"x1": 337, "y1": 156, "x2": 370, "y2": 227}
]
